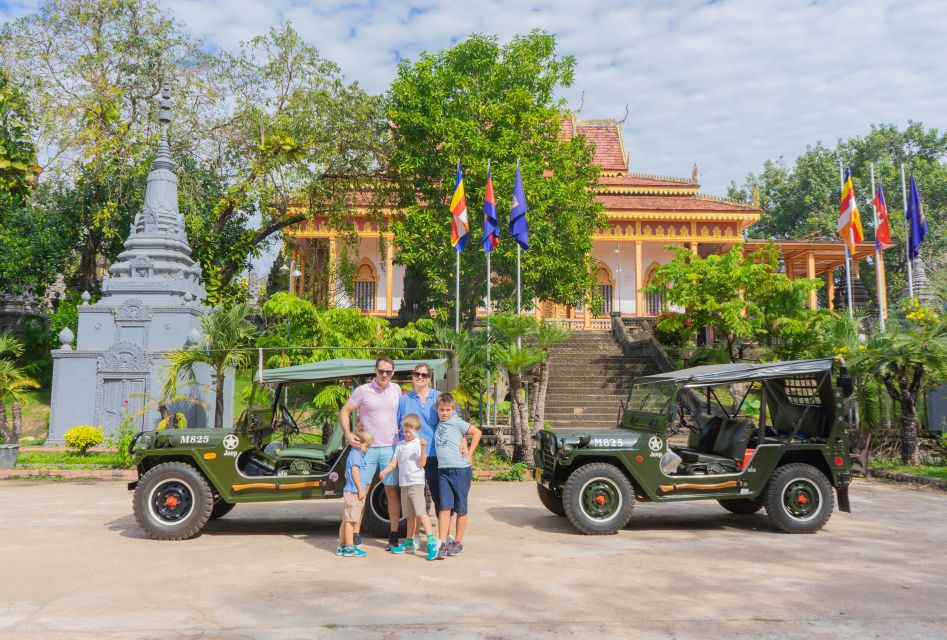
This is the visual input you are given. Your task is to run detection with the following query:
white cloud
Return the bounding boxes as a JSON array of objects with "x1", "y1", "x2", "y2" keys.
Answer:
[{"x1": 4, "y1": 0, "x2": 944, "y2": 195}]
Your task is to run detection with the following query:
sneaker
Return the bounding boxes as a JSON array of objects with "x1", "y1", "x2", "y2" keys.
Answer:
[
  {"x1": 447, "y1": 535, "x2": 457, "y2": 547},
  {"x1": 447, "y1": 541, "x2": 464, "y2": 556},
  {"x1": 336, "y1": 544, "x2": 344, "y2": 556},
  {"x1": 353, "y1": 533, "x2": 363, "y2": 549},
  {"x1": 426, "y1": 541, "x2": 439, "y2": 561},
  {"x1": 385, "y1": 532, "x2": 399, "y2": 551},
  {"x1": 436, "y1": 542, "x2": 449, "y2": 560},
  {"x1": 403, "y1": 538, "x2": 416, "y2": 553},
  {"x1": 343, "y1": 546, "x2": 367, "y2": 558},
  {"x1": 389, "y1": 544, "x2": 406, "y2": 554},
  {"x1": 413, "y1": 534, "x2": 423, "y2": 551}
]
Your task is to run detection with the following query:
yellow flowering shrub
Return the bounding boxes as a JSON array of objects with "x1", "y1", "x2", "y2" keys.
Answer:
[
  {"x1": 902, "y1": 299, "x2": 940, "y2": 330},
  {"x1": 64, "y1": 426, "x2": 105, "y2": 454}
]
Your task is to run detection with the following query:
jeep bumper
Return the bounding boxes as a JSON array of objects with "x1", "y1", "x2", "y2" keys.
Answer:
[{"x1": 836, "y1": 470, "x2": 852, "y2": 513}]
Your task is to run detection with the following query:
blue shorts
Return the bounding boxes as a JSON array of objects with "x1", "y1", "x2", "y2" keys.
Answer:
[
  {"x1": 363, "y1": 445, "x2": 398, "y2": 486},
  {"x1": 438, "y1": 466, "x2": 472, "y2": 516}
]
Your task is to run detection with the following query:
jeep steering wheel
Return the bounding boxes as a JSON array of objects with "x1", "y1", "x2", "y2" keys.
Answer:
[{"x1": 278, "y1": 406, "x2": 300, "y2": 436}]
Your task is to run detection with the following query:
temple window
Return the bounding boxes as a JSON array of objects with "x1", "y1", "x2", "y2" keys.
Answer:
[
  {"x1": 353, "y1": 259, "x2": 377, "y2": 312},
  {"x1": 595, "y1": 262, "x2": 615, "y2": 314},
  {"x1": 645, "y1": 262, "x2": 664, "y2": 316}
]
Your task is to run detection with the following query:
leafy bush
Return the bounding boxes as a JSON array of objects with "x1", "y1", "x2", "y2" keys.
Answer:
[
  {"x1": 493, "y1": 462, "x2": 529, "y2": 481},
  {"x1": 108, "y1": 419, "x2": 138, "y2": 467},
  {"x1": 653, "y1": 311, "x2": 689, "y2": 348},
  {"x1": 63, "y1": 426, "x2": 104, "y2": 454}
]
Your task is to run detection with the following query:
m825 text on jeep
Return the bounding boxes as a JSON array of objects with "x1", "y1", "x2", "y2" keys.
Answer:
[
  {"x1": 533, "y1": 358, "x2": 854, "y2": 535},
  {"x1": 128, "y1": 357, "x2": 454, "y2": 540}
]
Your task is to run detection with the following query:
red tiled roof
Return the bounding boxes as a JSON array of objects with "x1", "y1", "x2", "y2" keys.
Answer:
[
  {"x1": 596, "y1": 193, "x2": 758, "y2": 213},
  {"x1": 560, "y1": 119, "x2": 627, "y2": 172}
]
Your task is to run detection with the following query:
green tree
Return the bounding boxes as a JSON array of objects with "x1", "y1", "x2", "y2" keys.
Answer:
[
  {"x1": 162, "y1": 303, "x2": 257, "y2": 429},
  {"x1": 851, "y1": 301, "x2": 947, "y2": 464},
  {"x1": 492, "y1": 313, "x2": 545, "y2": 462},
  {"x1": 203, "y1": 23, "x2": 387, "y2": 301},
  {"x1": 387, "y1": 31, "x2": 606, "y2": 327},
  {"x1": 529, "y1": 321, "x2": 570, "y2": 428},
  {"x1": 1, "y1": 0, "x2": 210, "y2": 293},
  {"x1": 0, "y1": 68, "x2": 38, "y2": 211},
  {"x1": 729, "y1": 123, "x2": 947, "y2": 301},
  {"x1": 646, "y1": 243, "x2": 820, "y2": 361},
  {"x1": 0, "y1": 335, "x2": 40, "y2": 444}
]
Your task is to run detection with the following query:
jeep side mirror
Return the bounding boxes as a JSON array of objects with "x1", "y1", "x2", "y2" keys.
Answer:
[{"x1": 837, "y1": 366, "x2": 854, "y2": 398}]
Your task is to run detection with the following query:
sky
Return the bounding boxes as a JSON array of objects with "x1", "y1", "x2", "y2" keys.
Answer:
[{"x1": 1, "y1": 0, "x2": 944, "y2": 272}]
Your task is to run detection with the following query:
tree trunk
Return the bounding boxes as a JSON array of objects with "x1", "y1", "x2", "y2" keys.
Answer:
[
  {"x1": 531, "y1": 363, "x2": 550, "y2": 431},
  {"x1": 898, "y1": 400, "x2": 921, "y2": 465},
  {"x1": 0, "y1": 398, "x2": 9, "y2": 443},
  {"x1": 78, "y1": 232, "x2": 102, "y2": 295},
  {"x1": 215, "y1": 369, "x2": 225, "y2": 429},
  {"x1": 509, "y1": 374, "x2": 529, "y2": 463},
  {"x1": 11, "y1": 403, "x2": 22, "y2": 442}
]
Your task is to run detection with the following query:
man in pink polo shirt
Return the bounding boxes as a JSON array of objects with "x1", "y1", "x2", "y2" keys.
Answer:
[{"x1": 339, "y1": 355, "x2": 403, "y2": 550}]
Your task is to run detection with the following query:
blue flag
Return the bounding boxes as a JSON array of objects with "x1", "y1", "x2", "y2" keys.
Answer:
[
  {"x1": 906, "y1": 175, "x2": 927, "y2": 259},
  {"x1": 509, "y1": 161, "x2": 529, "y2": 250},
  {"x1": 482, "y1": 166, "x2": 499, "y2": 253}
]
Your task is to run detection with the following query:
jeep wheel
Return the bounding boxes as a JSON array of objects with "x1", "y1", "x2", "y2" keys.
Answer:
[
  {"x1": 563, "y1": 463, "x2": 635, "y2": 535},
  {"x1": 210, "y1": 499, "x2": 235, "y2": 520},
  {"x1": 718, "y1": 498, "x2": 763, "y2": 515},
  {"x1": 133, "y1": 462, "x2": 213, "y2": 540},
  {"x1": 537, "y1": 484, "x2": 566, "y2": 517},
  {"x1": 361, "y1": 480, "x2": 408, "y2": 538},
  {"x1": 763, "y1": 463, "x2": 834, "y2": 534}
]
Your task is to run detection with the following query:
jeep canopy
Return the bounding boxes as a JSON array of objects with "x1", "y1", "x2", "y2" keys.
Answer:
[
  {"x1": 634, "y1": 358, "x2": 835, "y2": 387},
  {"x1": 259, "y1": 358, "x2": 449, "y2": 385}
]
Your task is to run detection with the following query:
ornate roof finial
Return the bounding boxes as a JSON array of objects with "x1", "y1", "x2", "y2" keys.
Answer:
[
  {"x1": 752, "y1": 186, "x2": 760, "y2": 208},
  {"x1": 691, "y1": 163, "x2": 699, "y2": 184},
  {"x1": 153, "y1": 85, "x2": 174, "y2": 171}
]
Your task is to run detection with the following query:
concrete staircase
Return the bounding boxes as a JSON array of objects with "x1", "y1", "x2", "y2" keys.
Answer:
[{"x1": 543, "y1": 330, "x2": 661, "y2": 429}]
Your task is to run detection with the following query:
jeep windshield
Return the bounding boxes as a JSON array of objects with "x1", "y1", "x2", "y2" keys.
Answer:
[{"x1": 626, "y1": 383, "x2": 675, "y2": 416}]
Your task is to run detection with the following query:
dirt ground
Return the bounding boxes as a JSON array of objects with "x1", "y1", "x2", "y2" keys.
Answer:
[{"x1": 1, "y1": 478, "x2": 945, "y2": 639}]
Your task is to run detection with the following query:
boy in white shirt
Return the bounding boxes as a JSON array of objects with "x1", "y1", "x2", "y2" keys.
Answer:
[{"x1": 378, "y1": 414, "x2": 437, "y2": 557}]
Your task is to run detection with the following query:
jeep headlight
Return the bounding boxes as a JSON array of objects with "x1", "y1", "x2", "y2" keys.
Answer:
[{"x1": 134, "y1": 434, "x2": 152, "y2": 451}]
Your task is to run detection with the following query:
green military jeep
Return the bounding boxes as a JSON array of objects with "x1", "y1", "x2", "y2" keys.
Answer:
[
  {"x1": 533, "y1": 358, "x2": 854, "y2": 535},
  {"x1": 128, "y1": 357, "x2": 453, "y2": 540}
]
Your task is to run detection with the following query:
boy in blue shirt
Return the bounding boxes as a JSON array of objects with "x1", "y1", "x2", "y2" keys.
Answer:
[
  {"x1": 432, "y1": 393, "x2": 481, "y2": 560},
  {"x1": 338, "y1": 429, "x2": 372, "y2": 558}
]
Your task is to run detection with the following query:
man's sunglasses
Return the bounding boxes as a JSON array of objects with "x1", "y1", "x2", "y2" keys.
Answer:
[
  {"x1": 412, "y1": 371, "x2": 430, "y2": 379},
  {"x1": 376, "y1": 369, "x2": 395, "y2": 376}
]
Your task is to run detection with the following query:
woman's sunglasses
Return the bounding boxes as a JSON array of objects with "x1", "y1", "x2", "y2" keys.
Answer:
[{"x1": 412, "y1": 371, "x2": 430, "y2": 379}]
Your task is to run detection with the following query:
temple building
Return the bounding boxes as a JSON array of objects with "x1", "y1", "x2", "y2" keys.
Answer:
[{"x1": 284, "y1": 119, "x2": 888, "y2": 326}]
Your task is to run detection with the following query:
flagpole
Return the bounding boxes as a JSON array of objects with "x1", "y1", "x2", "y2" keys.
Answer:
[
  {"x1": 869, "y1": 163, "x2": 885, "y2": 332},
  {"x1": 840, "y1": 163, "x2": 854, "y2": 318},
  {"x1": 485, "y1": 159, "x2": 492, "y2": 432},
  {"x1": 900, "y1": 163, "x2": 914, "y2": 299},
  {"x1": 455, "y1": 250, "x2": 460, "y2": 332}
]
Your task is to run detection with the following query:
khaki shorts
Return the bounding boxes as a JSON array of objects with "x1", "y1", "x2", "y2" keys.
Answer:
[
  {"x1": 400, "y1": 484, "x2": 426, "y2": 518},
  {"x1": 343, "y1": 492, "x2": 365, "y2": 522}
]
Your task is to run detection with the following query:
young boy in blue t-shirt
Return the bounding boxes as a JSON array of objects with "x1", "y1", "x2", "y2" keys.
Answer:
[
  {"x1": 337, "y1": 429, "x2": 373, "y2": 558},
  {"x1": 432, "y1": 393, "x2": 481, "y2": 560}
]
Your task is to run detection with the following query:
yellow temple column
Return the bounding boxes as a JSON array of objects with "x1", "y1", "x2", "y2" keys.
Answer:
[
  {"x1": 634, "y1": 241, "x2": 643, "y2": 317},
  {"x1": 807, "y1": 252, "x2": 817, "y2": 310},
  {"x1": 385, "y1": 235, "x2": 395, "y2": 315},
  {"x1": 533, "y1": 297, "x2": 541, "y2": 321},
  {"x1": 689, "y1": 242, "x2": 699, "y2": 256},
  {"x1": 328, "y1": 234, "x2": 337, "y2": 306},
  {"x1": 826, "y1": 269, "x2": 835, "y2": 310},
  {"x1": 298, "y1": 248, "x2": 307, "y2": 298}
]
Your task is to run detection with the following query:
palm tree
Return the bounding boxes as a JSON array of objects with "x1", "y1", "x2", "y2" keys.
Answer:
[
  {"x1": 493, "y1": 342, "x2": 545, "y2": 463},
  {"x1": 0, "y1": 335, "x2": 39, "y2": 444},
  {"x1": 851, "y1": 312, "x2": 947, "y2": 465},
  {"x1": 529, "y1": 321, "x2": 570, "y2": 428},
  {"x1": 163, "y1": 304, "x2": 257, "y2": 429}
]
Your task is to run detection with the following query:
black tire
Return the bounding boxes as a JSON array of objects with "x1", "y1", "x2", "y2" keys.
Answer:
[
  {"x1": 537, "y1": 484, "x2": 566, "y2": 517},
  {"x1": 210, "y1": 499, "x2": 235, "y2": 520},
  {"x1": 718, "y1": 498, "x2": 764, "y2": 515},
  {"x1": 133, "y1": 462, "x2": 214, "y2": 540},
  {"x1": 562, "y1": 463, "x2": 635, "y2": 535},
  {"x1": 763, "y1": 463, "x2": 834, "y2": 534},
  {"x1": 361, "y1": 480, "x2": 408, "y2": 538}
]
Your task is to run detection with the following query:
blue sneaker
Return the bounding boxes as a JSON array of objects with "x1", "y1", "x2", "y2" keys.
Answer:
[
  {"x1": 353, "y1": 533, "x2": 363, "y2": 549},
  {"x1": 426, "y1": 541, "x2": 439, "y2": 561},
  {"x1": 389, "y1": 544, "x2": 406, "y2": 554},
  {"x1": 336, "y1": 544, "x2": 344, "y2": 556},
  {"x1": 343, "y1": 546, "x2": 367, "y2": 558},
  {"x1": 447, "y1": 541, "x2": 464, "y2": 556},
  {"x1": 436, "y1": 541, "x2": 448, "y2": 560}
]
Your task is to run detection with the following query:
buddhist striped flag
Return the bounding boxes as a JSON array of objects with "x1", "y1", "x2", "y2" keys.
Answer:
[
  {"x1": 450, "y1": 161, "x2": 468, "y2": 251},
  {"x1": 837, "y1": 167, "x2": 864, "y2": 251},
  {"x1": 872, "y1": 183, "x2": 891, "y2": 249}
]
